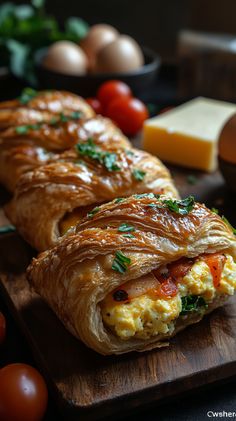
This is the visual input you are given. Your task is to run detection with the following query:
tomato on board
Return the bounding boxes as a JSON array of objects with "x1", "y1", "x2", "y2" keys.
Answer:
[
  {"x1": 0, "y1": 312, "x2": 6, "y2": 344},
  {"x1": 86, "y1": 97, "x2": 103, "y2": 114},
  {"x1": 0, "y1": 363, "x2": 48, "y2": 421},
  {"x1": 106, "y1": 96, "x2": 149, "y2": 136},
  {"x1": 97, "y1": 80, "x2": 132, "y2": 109}
]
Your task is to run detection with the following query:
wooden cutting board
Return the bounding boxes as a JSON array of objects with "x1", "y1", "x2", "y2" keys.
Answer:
[{"x1": 1, "y1": 167, "x2": 236, "y2": 421}]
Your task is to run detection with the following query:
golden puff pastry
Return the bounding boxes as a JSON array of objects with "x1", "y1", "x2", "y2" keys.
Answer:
[
  {"x1": 27, "y1": 194, "x2": 236, "y2": 355},
  {"x1": 6, "y1": 146, "x2": 179, "y2": 251},
  {"x1": 0, "y1": 89, "x2": 94, "y2": 121},
  {"x1": 0, "y1": 115, "x2": 130, "y2": 192}
]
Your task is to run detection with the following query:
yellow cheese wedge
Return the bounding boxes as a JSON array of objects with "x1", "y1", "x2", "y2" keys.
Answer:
[{"x1": 143, "y1": 97, "x2": 236, "y2": 172}]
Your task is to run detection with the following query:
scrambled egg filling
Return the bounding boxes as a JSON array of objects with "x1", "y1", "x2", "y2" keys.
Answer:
[{"x1": 101, "y1": 254, "x2": 236, "y2": 340}]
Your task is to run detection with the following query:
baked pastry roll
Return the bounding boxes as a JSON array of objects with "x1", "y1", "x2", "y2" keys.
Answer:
[
  {"x1": 27, "y1": 194, "x2": 236, "y2": 355},
  {"x1": 0, "y1": 89, "x2": 94, "y2": 128},
  {"x1": 0, "y1": 115, "x2": 130, "y2": 192},
  {"x1": 6, "y1": 146, "x2": 178, "y2": 251}
]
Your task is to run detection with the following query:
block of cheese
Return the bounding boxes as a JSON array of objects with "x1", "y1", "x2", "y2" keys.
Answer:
[{"x1": 143, "y1": 97, "x2": 236, "y2": 172}]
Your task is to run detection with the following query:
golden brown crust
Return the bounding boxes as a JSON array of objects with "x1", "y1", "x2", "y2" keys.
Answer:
[
  {"x1": 27, "y1": 195, "x2": 236, "y2": 355},
  {"x1": 0, "y1": 90, "x2": 95, "y2": 117},
  {"x1": 6, "y1": 149, "x2": 179, "y2": 251},
  {"x1": 0, "y1": 115, "x2": 130, "y2": 192}
]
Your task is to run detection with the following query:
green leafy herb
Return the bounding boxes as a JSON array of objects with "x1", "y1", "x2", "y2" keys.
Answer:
[
  {"x1": 65, "y1": 17, "x2": 89, "y2": 39},
  {"x1": 134, "y1": 193, "x2": 160, "y2": 199},
  {"x1": 18, "y1": 87, "x2": 37, "y2": 104},
  {"x1": 59, "y1": 111, "x2": 81, "y2": 122},
  {"x1": 132, "y1": 169, "x2": 146, "y2": 181},
  {"x1": 103, "y1": 153, "x2": 120, "y2": 171},
  {"x1": 187, "y1": 174, "x2": 198, "y2": 185},
  {"x1": 15, "y1": 122, "x2": 41, "y2": 134},
  {"x1": 180, "y1": 295, "x2": 207, "y2": 315},
  {"x1": 15, "y1": 125, "x2": 30, "y2": 134},
  {"x1": 122, "y1": 233, "x2": 135, "y2": 238},
  {"x1": 76, "y1": 138, "x2": 121, "y2": 172},
  {"x1": 163, "y1": 196, "x2": 195, "y2": 215},
  {"x1": 147, "y1": 203, "x2": 162, "y2": 208},
  {"x1": 87, "y1": 206, "x2": 100, "y2": 218},
  {"x1": 0, "y1": 224, "x2": 16, "y2": 234},
  {"x1": 31, "y1": 0, "x2": 45, "y2": 8},
  {"x1": 50, "y1": 117, "x2": 58, "y2": 125},
  {"x1": 71, "y1": 111, "x2": 82, "y2": 120},
  {"x1": 0, "y1": 2, "x2": 89, "y2": 84},
  {"x1": 114, "y1": 198, "x2": 125, "y2": 203},
  {"x1": 118, "y1": 223, "x2": 135, "y2": 233},
  {"x1": 222, "y1": 216, "x2": 236, "y2": 235},
  {"x1": 112, "y1": 251, "x2": 131, "y2": 274},
  {"x1": 211, "y1": 207, "x2": 219, "y2": 214}
]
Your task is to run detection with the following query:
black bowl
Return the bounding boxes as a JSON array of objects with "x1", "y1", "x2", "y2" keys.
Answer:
[{"x1": 34, "y1": 47, "x2": 160, "y2": 97}]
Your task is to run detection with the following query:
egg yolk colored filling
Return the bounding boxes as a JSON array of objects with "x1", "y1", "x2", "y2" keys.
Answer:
[
  {"x1": 59, "y1": 205, "x2": 96, "y2": 235},
  {"x1": 101, "y1": 253, "x2": 236, "y2": 340}
]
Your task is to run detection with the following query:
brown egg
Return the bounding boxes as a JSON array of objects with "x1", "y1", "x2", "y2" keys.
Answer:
[
  {"x1": 94, "y1": 35, "x2": 144, "y2": 74},
  {"x1": 80, "y1": 24, "x2": 119, "y2": 69},
  {"x1": 42, "y1": 41, "x2": 88, "y2": 75}
]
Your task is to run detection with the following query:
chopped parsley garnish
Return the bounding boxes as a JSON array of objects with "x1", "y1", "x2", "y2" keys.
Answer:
[
  {"x1": 211, "y1": 207, "x2": 219, "y2": 214},
  {"x1": 18, "y1": 87, "x2": 38, "y2": 105},
  {"x1": 76, "y1": 138, "x2": 121, "y2": 172},
  {"x1": 118, "y1": 223, "x2": 135, "y2": 233},
  {"x1": 103, "y1": 153, "x2": 120, "y2": 171},
  {"x1": 15, "y1": 123, "x2": 41, "y2": 134},
  {"x1": 112, "y1": 251, "x2": 131, "y2": 273},
  {"x1": 87, "y1": 206, "x2": 100, "y2": 218},
  {"x1": 15, "y1": 111, "x2": 82, "y2": 135},
  {"x1": 132, "y1": 169, "x2": 146, "y2": 181},
  {"x1": 50, "y1": 117, "x2": 59, "y2": 125},
  {"x1": 59, "y1": 111, "x2": 81, "y2": 122},
  {"x1": 134, "y1": 193, "x2": 160, "y2": 199},
  {"x1": 114, "y1": 198, "x2": 125, "y2": 203},
  {"x1": 180, "y1": 295, "x2": 207, "y2": 315},
  {"x1": 147, "y1": 203, "x2": 162, "y2": 208},
  {"x1": 163, "y1": 196, "x2": 195, "y2": 215},
  {"x1": 187, "y1": 174, "x2": 198, "y2": 185},
  {"x1": 122, "y1": 233, "x2": 135, "y2": 238},
  {"x1": 146, "y1": 195, "x2": 195, "y2": 215}
]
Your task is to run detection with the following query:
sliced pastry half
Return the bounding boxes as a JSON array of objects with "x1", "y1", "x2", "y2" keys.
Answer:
[{"x1": 27, "y1": 194, "x2": 236, "y2": 355}]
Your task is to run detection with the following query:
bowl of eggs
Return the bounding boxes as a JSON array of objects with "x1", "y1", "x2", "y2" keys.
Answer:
[{"x1": 35, "y1": 24, "x2": 160, "y2": 97}]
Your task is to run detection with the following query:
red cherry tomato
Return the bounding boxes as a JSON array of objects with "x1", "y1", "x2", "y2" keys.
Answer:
[
  {"x1": 0, "y1": 312, "x2": 6, "y2": 344},
  {"x1": 97, "y1": 80, "x2": 132, "y2": 109},
  {"x1": 86, "y1": 97, "x2": 103, "y2": 114},
  {"x1": 0, "y1": 363, "x2": 48, "y2": 421},
  {"x1": 106, "y1": 96, "x2": 149, "y2": 136}
]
